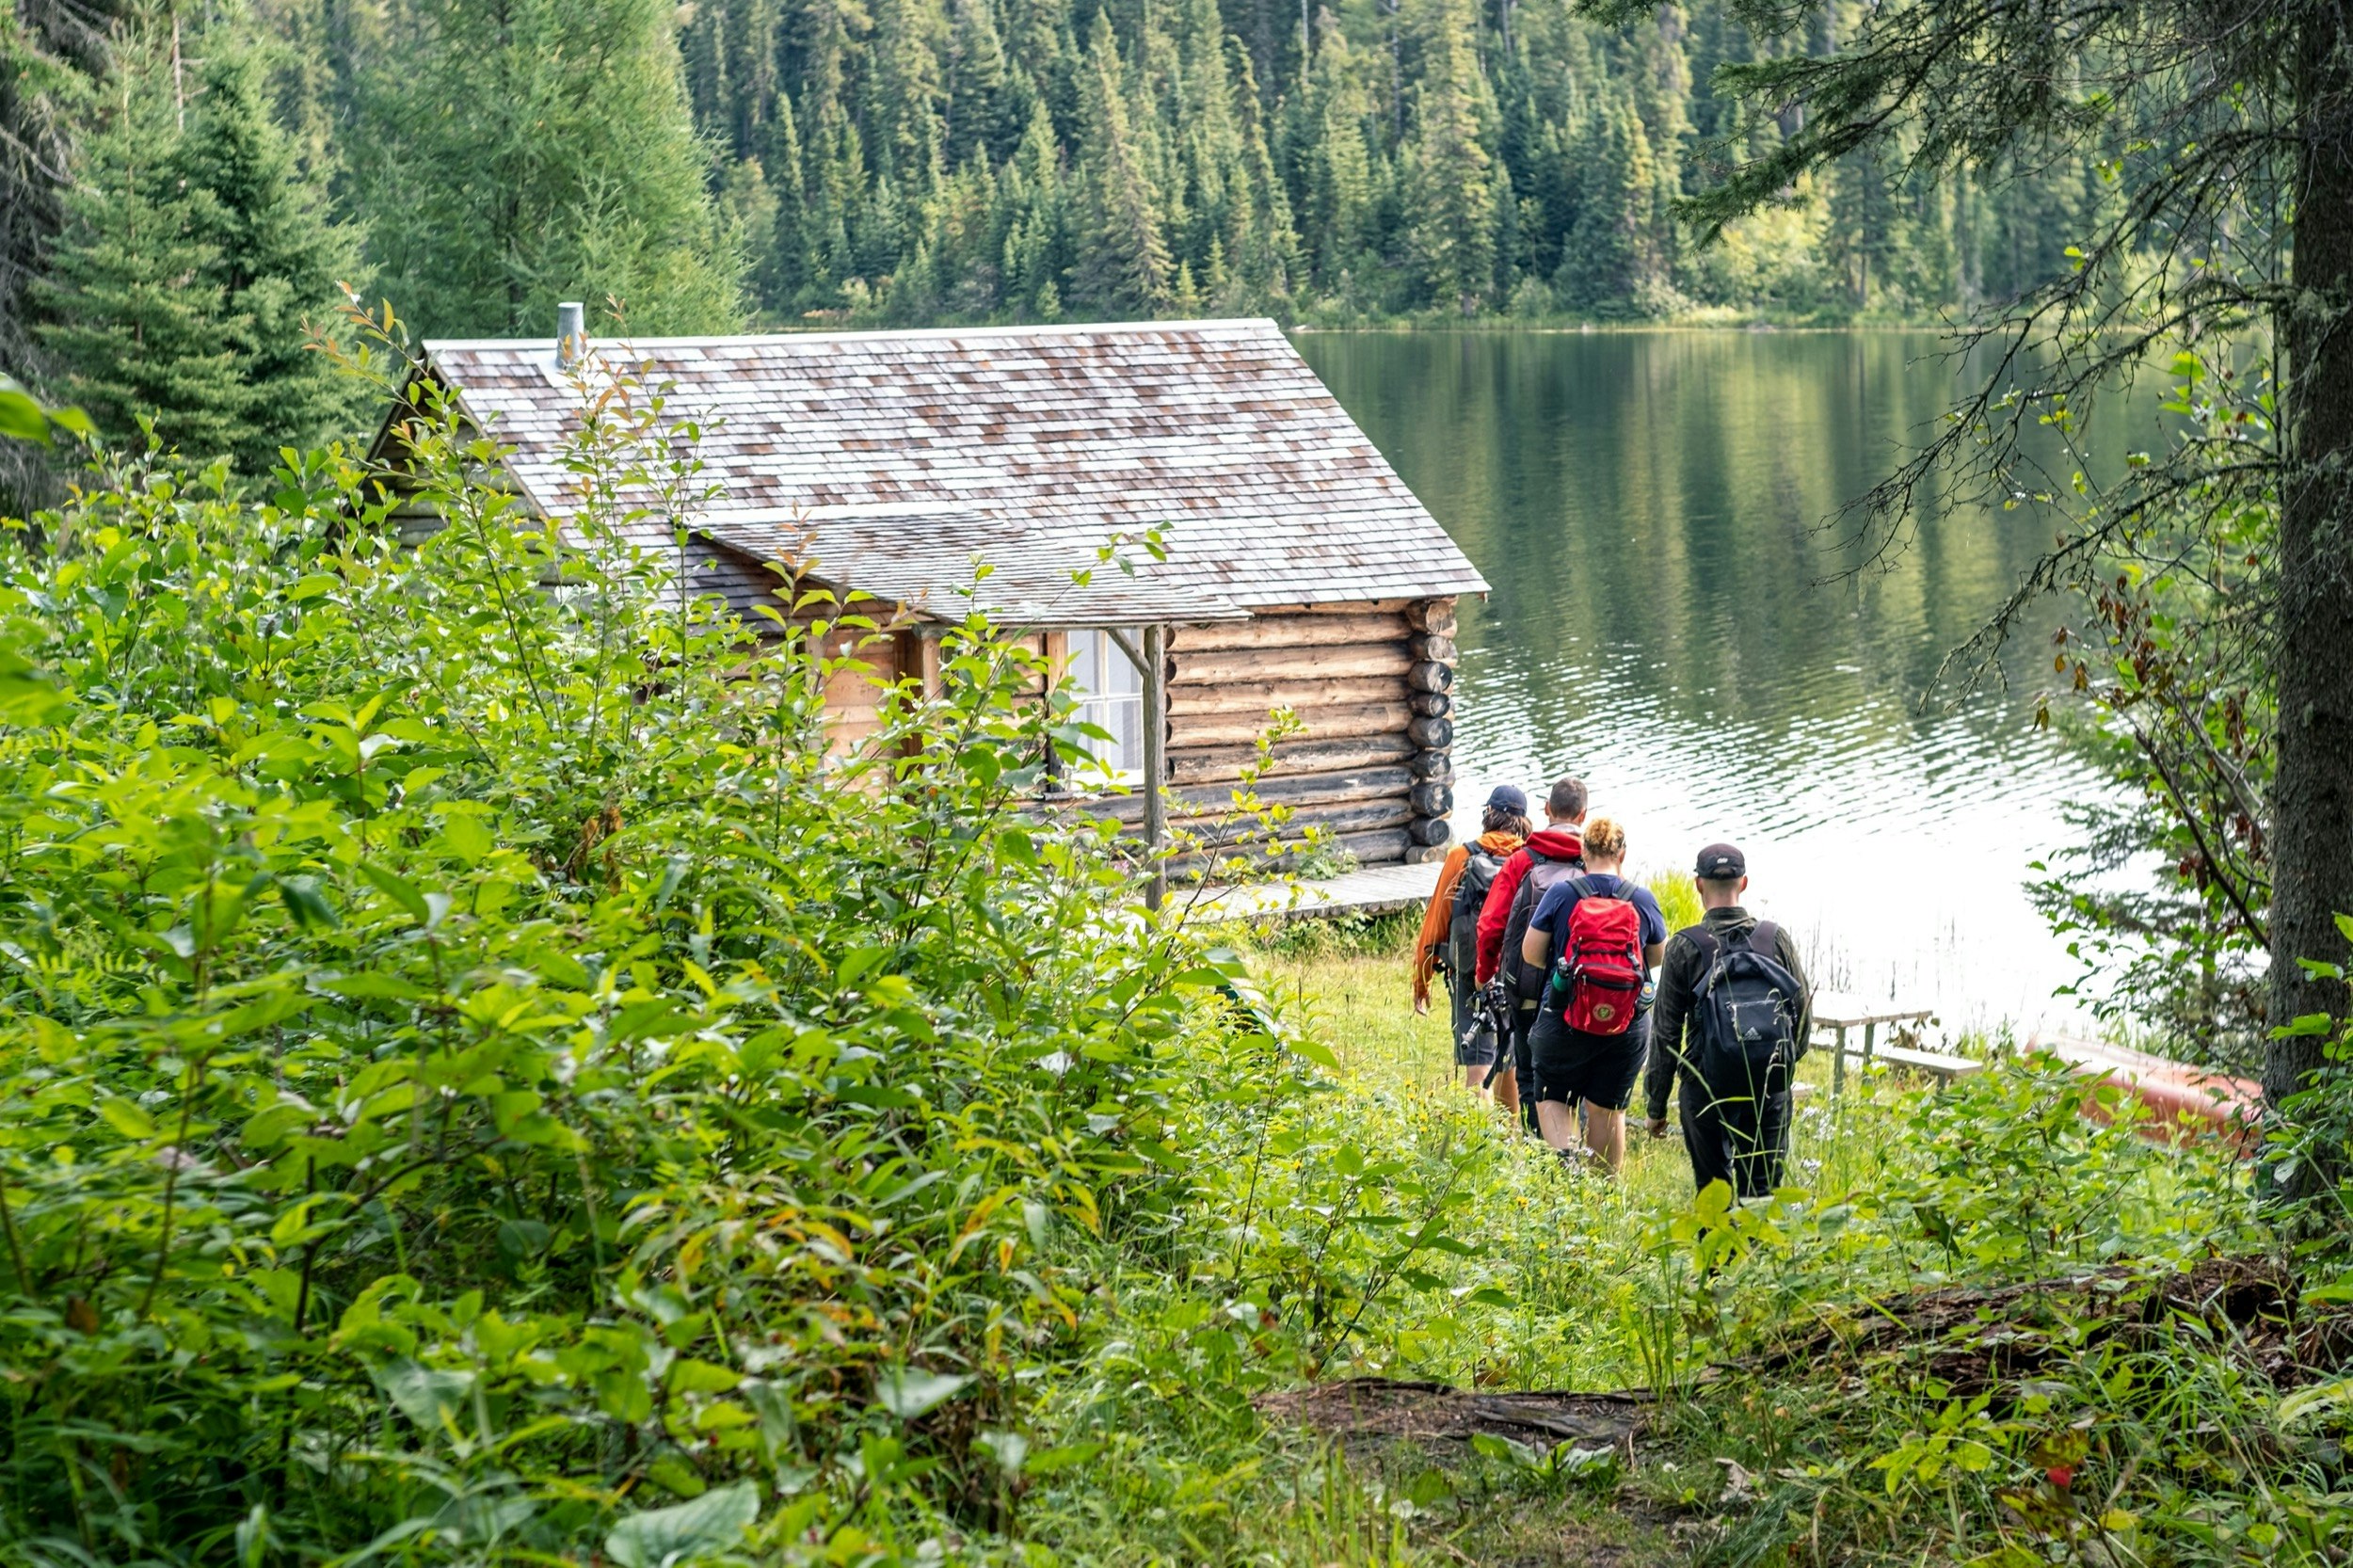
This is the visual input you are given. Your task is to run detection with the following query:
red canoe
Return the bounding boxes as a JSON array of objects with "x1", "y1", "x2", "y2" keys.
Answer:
[{"x1": 2027, "y1": 1035, "x2": 2265, "y2": 1156}]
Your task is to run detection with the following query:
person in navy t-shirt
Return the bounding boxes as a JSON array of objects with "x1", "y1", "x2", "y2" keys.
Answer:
[{"x1": 1517, "y1": 816, "x2": 1667, "y2": 1173}]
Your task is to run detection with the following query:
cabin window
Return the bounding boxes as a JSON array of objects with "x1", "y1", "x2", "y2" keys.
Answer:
[{"x1": 1065, "y1": 629, "x2": 1144, "y2": 781}]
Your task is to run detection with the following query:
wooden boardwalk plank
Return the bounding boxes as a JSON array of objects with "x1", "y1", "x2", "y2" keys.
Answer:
[{"x1": 1191, "y1": 860, "x2": 1443, "y2": 924}]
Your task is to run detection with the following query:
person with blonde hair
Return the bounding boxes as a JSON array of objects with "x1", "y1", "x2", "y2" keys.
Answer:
[
  {"x1": 1517, "y1": 814, "x2": 1666, "y2": 1172},
  {"x1": 1473, "y1": 775, "x2": 1589, "y2": 1132}
]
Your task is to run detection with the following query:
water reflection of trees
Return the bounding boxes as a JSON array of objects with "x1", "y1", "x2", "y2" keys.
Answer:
[{"x1": 1301, "y1": 329, "x2": 2134, "y2": 746}]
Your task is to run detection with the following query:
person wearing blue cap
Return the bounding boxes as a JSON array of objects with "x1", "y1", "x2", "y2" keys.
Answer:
[{"x1": 1412, "y1": 784, "x2": 1532, "y2": 1104}]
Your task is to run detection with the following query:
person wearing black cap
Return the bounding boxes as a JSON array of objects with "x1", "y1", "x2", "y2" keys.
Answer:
[
  {"x1": 1642, "y1": 842, "x2": 1814, "y2": 1197},
  {"x1": 1411, "y1": 785, "x2": 1532, "y2": 1102}
]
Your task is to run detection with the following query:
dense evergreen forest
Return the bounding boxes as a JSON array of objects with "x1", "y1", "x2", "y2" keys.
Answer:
[
  {"x1": 665, "y1": 0, "x2": 2102, "y2": 327},
  {"x1": 2, "y1": 0, "x2": 2108, "y2": 474}
]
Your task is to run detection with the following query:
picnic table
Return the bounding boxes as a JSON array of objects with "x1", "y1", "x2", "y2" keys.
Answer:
[{"x1": 1809, "y1": 992, "x2": 1975, "y2": 1094}]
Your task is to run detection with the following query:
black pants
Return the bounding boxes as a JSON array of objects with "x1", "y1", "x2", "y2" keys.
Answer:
[
  {"x1": 1677, "y1": 1072, "x2": 1792, "y2": 1199},
  {"x1": 1448, "y1": 971, "x2": 1501, "y2": 1067},
  {"x1": 1506, "y1": 1008, "x2": 1540, "y2": 1133}
]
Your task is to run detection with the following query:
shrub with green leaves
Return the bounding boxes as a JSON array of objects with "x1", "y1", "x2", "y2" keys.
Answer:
[{"x1": 0, "y1": 347, "x2": 1283, "y2": 1564}]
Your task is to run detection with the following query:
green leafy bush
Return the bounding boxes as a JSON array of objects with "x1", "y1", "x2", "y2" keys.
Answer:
[{"x1": 0, "y1": 346, "x2": 1287, "y2": 1563}]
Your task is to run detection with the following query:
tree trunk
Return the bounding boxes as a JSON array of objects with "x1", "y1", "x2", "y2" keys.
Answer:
[{"x1": 2265, "y1": 10, "x2": 2353, "y2": 1155}]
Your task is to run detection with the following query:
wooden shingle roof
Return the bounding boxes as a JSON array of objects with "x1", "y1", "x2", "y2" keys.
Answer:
[{"x1": 415, "y1": 318, "x2": 1487, "y2": 621}]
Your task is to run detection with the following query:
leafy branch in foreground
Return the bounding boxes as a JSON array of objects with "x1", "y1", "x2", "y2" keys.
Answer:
[
  {"x1": 0, "y1": 315, "x2": 1305, "y2": 1562},
  {"x1": 1607, "y1": 0, "x2": 2353, "y2": 1128}
]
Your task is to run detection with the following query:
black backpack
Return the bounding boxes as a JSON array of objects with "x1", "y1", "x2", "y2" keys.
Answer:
[
  {"x1": 1504, "y1": 848, "x2": 1584, "y2": 1016},
  {"x1": 1689, "y1": 922, "x2": 1806, "y2": 1094},
  {"x1": 1446, "y1": 847, "x2": 1506, "y2": 981}
]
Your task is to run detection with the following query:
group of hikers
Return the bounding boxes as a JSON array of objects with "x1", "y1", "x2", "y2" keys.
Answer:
[{"x1": 1411, "y1": 776, "x2": 1814, "y2": 1197}]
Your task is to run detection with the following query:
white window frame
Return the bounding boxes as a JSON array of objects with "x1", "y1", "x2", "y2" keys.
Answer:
[{"x1": 1064, "y1": 628, "x2": 1145, "y2": 784}]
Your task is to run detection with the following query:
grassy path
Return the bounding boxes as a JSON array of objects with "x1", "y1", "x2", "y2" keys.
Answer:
[{"x1": 1207, "y1": 920, "x2": 1884, "y2": 1564}]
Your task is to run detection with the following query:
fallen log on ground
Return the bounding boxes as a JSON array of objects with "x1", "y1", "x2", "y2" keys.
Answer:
[
  {"x1": 1255, "y1": 1377, "x2": 1645, "y2": 1454},
  {"x1": 1753, "y1": 1256, "x2": 2352, "y2": 1395}
]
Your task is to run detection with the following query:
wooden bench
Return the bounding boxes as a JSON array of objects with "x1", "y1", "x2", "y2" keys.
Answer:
[
  {"x1": 1810, "y1": 993, "x2": 1948, "y2": 1095},
  {"x1": 1842, "y1": 1040, "x2": 1982, "y2": 1082}
]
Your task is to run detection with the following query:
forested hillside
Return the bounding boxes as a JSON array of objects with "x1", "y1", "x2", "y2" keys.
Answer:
[
  {"x1": 1, "y1": 0, "x2": 2108, "y2": 479},
  {"x1": 672, "y1": 0, "x2": 2105, "y2": 326}
]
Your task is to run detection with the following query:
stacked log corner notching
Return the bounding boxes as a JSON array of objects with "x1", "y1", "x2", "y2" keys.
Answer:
[
  {"x1": 1147, "y1": 597, "x2": 1459, "y2": 869},
  {"x1": 1401, "y1": 597, "x2": 1458, "y2": 863}
]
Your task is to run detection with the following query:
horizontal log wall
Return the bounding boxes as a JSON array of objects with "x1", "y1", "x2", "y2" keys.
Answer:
[{"x1": 1165, "y1": 598, "x2": 1459, "y2": 867}]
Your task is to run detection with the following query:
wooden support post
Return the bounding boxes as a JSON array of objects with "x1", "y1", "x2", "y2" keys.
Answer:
[
  {"x1": 1833, "y1": 1023, "x2": 1849, "y2": 1098},
  {"x1": 1143, "y1": 623, "x2": 1167, "y2": 912}
]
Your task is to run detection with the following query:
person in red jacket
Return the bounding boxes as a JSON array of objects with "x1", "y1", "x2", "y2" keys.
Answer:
[{"x1": 1472, "y1": 776, "x2": 1588, "y2": 1126}]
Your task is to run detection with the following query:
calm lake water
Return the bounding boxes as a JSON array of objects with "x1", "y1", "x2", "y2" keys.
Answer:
[{"x1": 1297, "y1": 329, "x2": 2150, "y2": 1034}]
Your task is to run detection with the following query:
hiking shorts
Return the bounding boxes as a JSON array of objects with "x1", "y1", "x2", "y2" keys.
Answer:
[
  {"x1": 1448, "y1": 974, "x2": 1500, "y2": 1066},
  {"x1": 1528, "y1": 1008, "x2": 1648, "y2": 1112}
]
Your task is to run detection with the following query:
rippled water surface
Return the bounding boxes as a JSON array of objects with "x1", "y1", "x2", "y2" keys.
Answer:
[{"x1": 1296, "y1": 329, "x2": 2157, "y2": 1032}]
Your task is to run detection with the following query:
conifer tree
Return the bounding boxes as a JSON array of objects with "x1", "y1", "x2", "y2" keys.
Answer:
[
  {"x1": 357, "y1": 0, "x2": 743, "y2": 336},
  {"x1": 1488, "y1": 160, "x2": 1520, "y2": 302},
  {"x1": 947, "y1": 0, "x2": 1016, "y2": 167},
  {"x1": 1070, "y1": 9, "x2": 1172, "y2": 311},
  {"x1": 717, "y1": 154, "x2": 780, "y2": 317},
  {"x1": 40, "y1": 16, "x2": 360, "y2": 471},
  {"x1": 1558, "y1": 89, "x2": 1665, "y2": 315},
  {"x1": 1517, "y1": 104, "x2": 1581, "y2": 280},
  {"x1": 176, "y1": 47, "x2": 364, "y2": 471},
  {"x1": 918, "y1": 153, "x2": 1000, "y2": 312},
  {"x1": 1823, "y1": 145, "x2": 1899, "y2": 313},
  {"x1": 1400, "y1": 0, "x2": 1497, "y2": 312},
  {"x1": 1226, "y1": 42, "x2": 1302, "y2": 300},
  {"x1": 680, "y1": 4, "x2": 728, "y2": 143},
  {"x1": 792, "y1": 0, "x2": 872, "y2": 120},
  {"x1": 762, "y1": 94, "x2": 820, "y2": 312},
  {"x1": 1971, "y1": 152, "x2": 2098, "y2": 307},
  {"x1": 1313, "y1": 93, "x2": 1375, "y2": 272},
  {"x1": 2, "y1": 0, "x2": 129, "y2": 407},
  {"x1": 998, "y1": 97, "x2": 1068, "y2": 312},
  {"x1": 857, "y1": 173, "x2": 911, "y2": 281},
  {"x1": 869, "y1": 0, "x2": 949, "y2": 183},
  {"x1": 1623, "y1": 6, "x2": 1691, "y2": 184},
  {"x1": 720, "y1": 0, "x2": 784, "y2": 161},
  {"x1": 809, "y1": 100, "x2": 870, "y2": 295},
  {"x1": 1001, "y1": 0, "x2": 1078, "y2": 138},
  {"x1": 37, "y1": 19, "x2": 244, "y2": 462},
  {"x1": 1288, "y1": 26, "x2": 1375, "y2": 279},
  {"x1": 1166, "y1": 0, "x2": 1238, "y2": 272}
]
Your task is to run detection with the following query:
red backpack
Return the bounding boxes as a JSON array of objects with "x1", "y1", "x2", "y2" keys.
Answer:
[{"x1": 1552, "y1": 876, "x2": 1645, "y2": 1036}]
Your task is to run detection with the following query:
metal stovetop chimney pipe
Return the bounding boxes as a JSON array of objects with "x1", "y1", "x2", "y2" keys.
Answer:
[{"x1": 555, "y1": 301, "x2": 585, "y2": 369}]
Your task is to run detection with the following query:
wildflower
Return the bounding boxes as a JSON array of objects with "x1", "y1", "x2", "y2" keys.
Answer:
[{"x1": 2046, "y1": 1464, "x2": 2074, "y2": 1489}]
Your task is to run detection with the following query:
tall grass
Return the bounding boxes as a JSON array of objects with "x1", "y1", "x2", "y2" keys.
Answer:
[
  {"x1": 1643, "y1": 868, "x2": 1705, "y2": 935},
  {"x1": 1188, "y1": 915, "x2": 2319, "y2": 1567}
]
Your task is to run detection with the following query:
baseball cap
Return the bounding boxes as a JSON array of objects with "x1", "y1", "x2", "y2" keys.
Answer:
[
  {"x1": 1484, "y1": 784, "x2": 1529, "y2": 814},
  {"x1": 1695, "y1": 842, "x2": 1746, "y2": 879}
]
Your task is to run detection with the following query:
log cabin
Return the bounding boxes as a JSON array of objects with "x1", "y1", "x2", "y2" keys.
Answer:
[{"x1": 371, "y1": 315, "x2": 1488, "y2": 868}]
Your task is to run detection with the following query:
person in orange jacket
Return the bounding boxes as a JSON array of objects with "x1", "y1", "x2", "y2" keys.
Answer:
[{"x1": 1413, "y1": 785, "x2": 1532, "y2": 1107}]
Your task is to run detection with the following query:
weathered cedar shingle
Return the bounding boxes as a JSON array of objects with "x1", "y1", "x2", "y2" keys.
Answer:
[{"x1": 417, "y1": 318, "x2": 1487, "y2": 625}]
